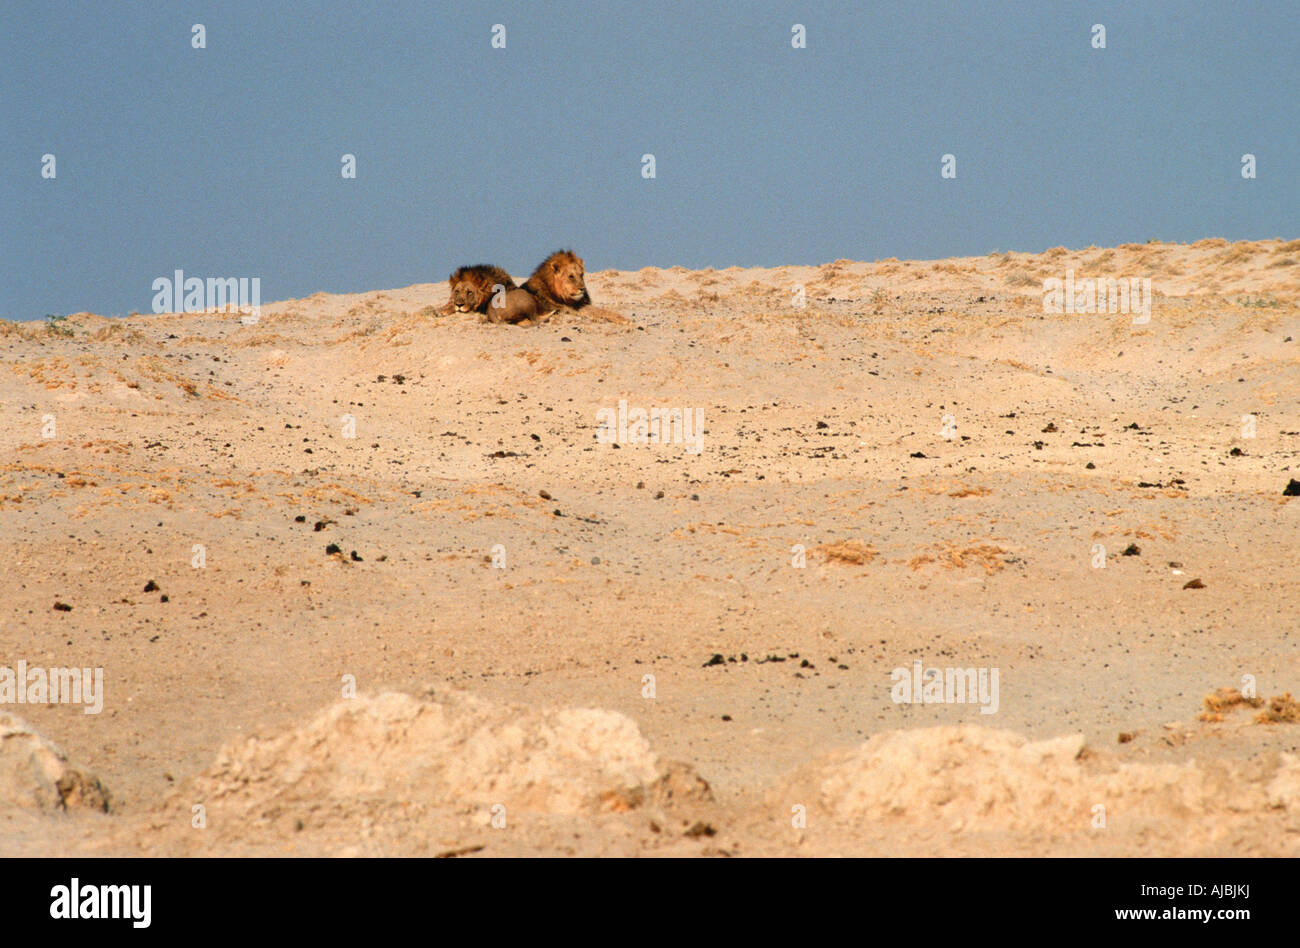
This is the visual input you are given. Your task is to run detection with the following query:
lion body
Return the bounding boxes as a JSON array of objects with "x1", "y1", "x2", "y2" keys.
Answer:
[{"x1": 487, "y1": 250, "x2": 590, "y2": 325}]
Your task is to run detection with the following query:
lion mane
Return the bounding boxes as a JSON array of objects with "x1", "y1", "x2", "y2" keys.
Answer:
[{"x1": 437, "y1": 264, "x2": 516, "y2": 315}]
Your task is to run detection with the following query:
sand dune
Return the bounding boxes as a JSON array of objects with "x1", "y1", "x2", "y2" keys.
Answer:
[{"x1": 1, "y1": 238, "x2": 1297, "y2": 856}]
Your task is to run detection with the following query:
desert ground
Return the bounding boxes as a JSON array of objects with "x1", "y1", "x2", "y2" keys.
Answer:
[{"x1": 1, "y1": 237, "x2": 1298, "y2": 857}]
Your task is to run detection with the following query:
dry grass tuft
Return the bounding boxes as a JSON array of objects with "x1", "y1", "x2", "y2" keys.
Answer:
[
  {"x1": 908, "y1": 543, "x2": 1010, "y2": 575},
  {"x1": 1197, "y1": 686, "x2": 1263, "y2": 722},
  {"x1": 1254, "y1": 693, "x2": 1300, "y2": 724},
  {"x1": 819, "y1": 540, "x2": 878, "y2": 566},
  {"x1": 949, "y1": 486, "x2": 992, "y2": 498}
]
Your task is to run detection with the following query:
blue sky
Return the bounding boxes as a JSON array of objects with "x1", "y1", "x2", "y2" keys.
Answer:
[{"x1": 2, "y1": 1, "x2": 1295, "y2": 319}]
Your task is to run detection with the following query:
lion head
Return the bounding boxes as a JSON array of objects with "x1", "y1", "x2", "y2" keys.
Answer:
[
  {"x1": 524, "y1": 250, "x2": 590, "y2": 309},
  {"x1": 445, "y1": 265, "x2": 515, "y2": 313}
]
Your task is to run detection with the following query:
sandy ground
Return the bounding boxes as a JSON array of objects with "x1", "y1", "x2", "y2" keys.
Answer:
[{"x1": 1, "y1": 237, "x2": 1298, "y2": 857}]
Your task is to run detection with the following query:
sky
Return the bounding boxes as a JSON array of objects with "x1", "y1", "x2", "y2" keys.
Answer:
[{"x1": 2, "y1": 1, "x2": 1296, "y2": 319}]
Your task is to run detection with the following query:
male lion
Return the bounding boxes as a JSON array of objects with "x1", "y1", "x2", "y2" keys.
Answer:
[
  {"x1": 488, "y1": 250, "x2": 590, "y2": 326},
  {"x1": 436, "y1": 265, "x2": 516, "y2": 315}
]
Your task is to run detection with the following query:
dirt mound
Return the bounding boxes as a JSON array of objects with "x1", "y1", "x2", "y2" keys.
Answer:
[
  {"x1": 0, "y1": 713, "x2": 110, "y2": 812},
  {"x1": 779, "y1": 725, "x2": 1300, "y2": 841},
  {"x1": 182, "y1": 691, "x2": 673, "y2": 823}
]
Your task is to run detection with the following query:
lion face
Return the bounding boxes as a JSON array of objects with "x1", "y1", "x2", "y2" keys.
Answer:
[
  {"x1": 550, "y1": 255, "x2": 588, "y2": 305},
  {"x1": 447, "y1": 267, "x2": 512, "y2": 313},
  {"x1": 450, "y1": 279, "x2": 487, "y2": 312}
]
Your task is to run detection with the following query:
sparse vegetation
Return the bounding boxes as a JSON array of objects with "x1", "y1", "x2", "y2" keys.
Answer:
[
  {"x1": 43, "y1": 313, "x2": 73, "y2": 337},
  {"x1": 1216, "y1": 245, "x2": 1255, "y2": 265},
  {"x1": 819, "y1": 540, "x2": 878, "y2": 565}
]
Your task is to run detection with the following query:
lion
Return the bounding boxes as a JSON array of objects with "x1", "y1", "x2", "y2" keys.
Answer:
[
  {"x1": 487, "y1": 250, "x2": 590, "y2": 325},
  {"x1": 436, "y1": 265, "x2": 516, "y2": 315}
]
